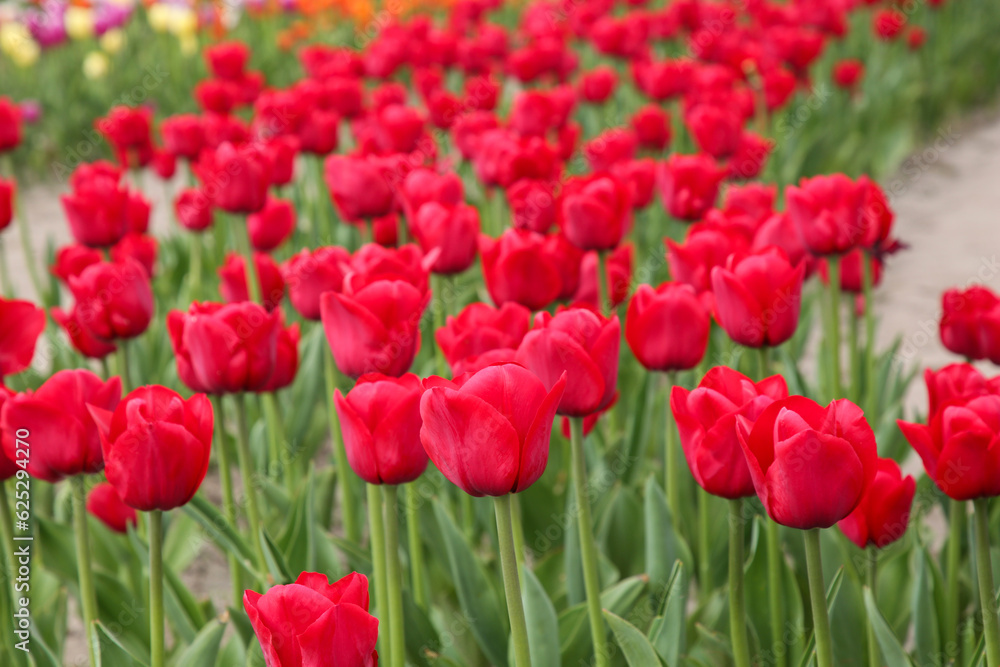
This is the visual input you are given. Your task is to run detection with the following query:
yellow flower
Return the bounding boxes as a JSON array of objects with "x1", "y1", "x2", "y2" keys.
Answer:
[
  {"x1": 100, "y1": 29, "x2": 125, "y2": 54},
  {"x1": 167, "y1": 7, "x2": 198, "y2": 37},
  {"x1": 179, "y1": 33, "x2": 199, "y2": 56},
  {"x1": 0, "y1": 24, "x2": 40, "y2": 67},
  {"x1": 65, "y1": 7, "x2": 96, "y2": 40},
  {"x1": 83, "y1": 51, "x2": 110, "y2": 79},
  {"x1": 148, "y1": 4, "x2": 171, "y2": 33}
]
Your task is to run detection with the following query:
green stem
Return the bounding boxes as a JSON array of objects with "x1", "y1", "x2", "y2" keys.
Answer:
[
  {"x1": 72, "y1": 477, "x2": 99, "y2": 666},
  {"x1": 260, "y1": 393, "x2": 284, "y2": 481},
  {"x1": 945, "y1": 499, "x2": 964, "y2": 661},
  {"x1": 461, "y1": 493, "x2": 475, "y2": 539},
  {"x1": 766, "y1": 520, "x2": 787, "y2": 667},
  {"x1": 861, "y1": 253, "x2": 877, "y2": 416},
  {"x1": 494, "y1": 495, "x2": 532, "y2": 667},
  {"x1": 570, "y1": 417, "x2": 609, "y2": 667},
  {"x1": 383, "y1": 486, "x2": 405, "y2": 667},
  {"x1": 804, "y1": 529, "x2": 833, "y2": 667},
  {"x1": 211, "y1": 396, "x2": 242, "y2": 608},
  {"x1": 0, "y1": 238, "x2": 14, "y2": 298},
  {"x1": 14, "y1": 202, "x2": 45, "y2": 305},
  {"x1": 149, "y1": 510, "x2": 165, "y2": 667},
  {"x1": 511, "y1": 493, "x2": 527, "y2": 583},
  {"x1": 0, "y1": 485, "x2": 26, "y2": 667},
  {"x1": 117, "y1": 339, "x2": 131, "y2": 394},
  {"x1": 188, "y1": 232, "x2": 202, "y2": 302},
  {"x1": 233, "y1": 215, "x2": 262, "y2": 305},
  {"x1": 230, "y1": 394, "x2": 267, "y2": 575},
  {"x1": 827, "y1": 256, "x2": 842, "y2": 399},
  {"x1": 729, "y1": 499, "x2": 751, "y2": 667},
  {"x1": 405, "y1": 484, "x2": 427, "y2": 608},
  {"x1": 849, "y1": 306, "x2": 861, "y2": 404},
  {"x1": 699, "y1": 489, "x2": 713, "y2": 601},
  {"x1": 367, "y1": 484, "x2": 391, "y2": 667},
  {"x1": 758, "y1": 346, "x2": 772, "y2": 381},
  {"x1": 431, "y1": 273, "x2": 448, "y2": 377},
  {"x1": 596, "y1": 250, "x2": 608, "y2": 316},
  {"x1": 866, "y1": 546, "x2": 879, "y2": 667},
  {"x1": 324, "y1": 350, "x2": 360, "y2": 543},
  {"x1": 974, "y1": 498, "x2": 1000, "y2": 667},
  {"x1": 664, "y1": 371, "x2": 680, "y2": 524}
]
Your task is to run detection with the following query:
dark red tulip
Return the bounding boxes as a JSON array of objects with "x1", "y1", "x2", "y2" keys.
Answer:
[
  {"x1": 195, "y1": 142, "x2": 271, "y2": 214},
  {"x1": 738, "y1": 396, "x2": 877, "y2": 529},
  {"x1": 939, "y1": 286, "x2": 1000, "y2": 363},
  {"x1": 420, "y1": 363, "x2": 565, "y2": 496},
  {"x1": 374, "y1": 104, "x2": 426, "y2": 153},
  {"x1": 631, "y1": 104, "x2": 671, "y2": 151},
  {"x1": 0, "y1": 298, "x2": 43, "y2": 377},
  {"x1": 52, "y1": 306, "x2": 117, "y2": 360},
  {"x1": 1, "y1": 370, "x2": 121, "y2": 482},
  {"x1": 297, "y1": 109, "x2": 340, "y2": 155},
  {"x1": 248, "y1": 197, "x2": 296, "y2": 252},
  {"x1": 479, "y1": 230, "x2": 563, "y2": 311},
  {"x1": 206, "y1": 41, "x2": 250, "y2": 80},
  {"x1": 833, "y1": 60, "x2": 864, "y2": 90},
  {"x1": 0, "y1": 97, "x2": 22, "y2": 152},
  {"x1": 334, "y1": 373, "x2": 428, "y2": 485},
  {"x1": 723, "y1": 184, "x2": 775, "y2": 227},
  {"x1": 657, "y1": 153, "x2": 727, "y2": 221},
  {"x1": 627, "y1": 282, "x2": 710, "y2": 371},
  {"x1": 321, "y1": 279, "x2": 429, "y2": 378},
  {"x1": 195, "y1": 80, "x2": 239, "y2": 115},
  {"x1": 411, "y1": 202, "x2": 480, "y2": 275},
  {"x1": 671, "y1": 367, "x2": 788, "y2": 498},
  {"x1": 244, "y1": 572, "x2": 378, "y2": 667},
  {"x1": 711, "y1": 247, "x2": 805, "y2": 348},
  {"x1": 87, "y1": 482, "x2": 137, "y2": 534},
  {"x1": 70, "y1": 259, "x2": 154, "y2": 341},
  {"x1": 161, "y1": 114, "x2": 206, "y2": 161},
  {"x1": 517, "y1": 307, "x2": 619, "y2": 417},
  {"x1": 167, "y1": 301, "x2": 281, "y2": 394},
  {"x1": 435, "y1": 301, "x2": 531, "y2": 376},
  {"x1": 785, "y1": 174, "x2": 871, "y2": 256},
  {"x1": 559, "y1": 174, "x2": 631, "y2": 251},
  {"x1": 218, "y1": 252, "x2": 286, "y2": 312},
  {"x1": 110, "y1": 233, "x2": 158, "y2": 278},
  {"x1": 174, "y1": 188, "x2": 214, "y2": 232},
  {"x1": 838, "y1": 458, "x2": 915, "y2": 549},
  {"x1": 509, "y1": 90, "x2": 558, "y2": 137},
  {"x1": 61, "y1": 163, "x2": 130, "y2": 248},
  {"x1": 324, "y1": 154, "x2": 397, "y2": 222},
  {"x1": 97, "y1": 385, "x2": 212, "y2": 511},
  {"x1": 281, "y1": 246, "x2": 351, "y2": 321},
  {"x1": 633, "y1": 58, "x2": 694, "y2": 101}
]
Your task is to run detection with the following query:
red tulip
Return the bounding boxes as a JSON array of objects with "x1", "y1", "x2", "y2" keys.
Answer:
[
  {"x1": 907, "y1": 27, "x2": 927, "y2": 50},
  {"x1": 324, "y1": 154, "x2": 397, "y2": 222},
  {"x1": 248, "y1": 197, "x2": 296, "y2": 252},
  {"x1": 507, "y1": 179, "x2": 557, "y2": 233},
  {"x1": 479, "y1": 230, "x2": 563, "y2": 311},
  {"x1": 737, "y1": 396, "x2": 877, "y2": 529},
  {"x1": 873, "y1": 9, "x2": 905, "y2": 40},
  {"x1": 582, "y1": 129, "x2": 638, "y2": 172},
  {"x1": 631, "y1": 104, "x2": 671, "y2": 151},
  {"x1": 244, "y1": 572, "x2": 378, "y2": 667},
  {"x1": 579, "y1": 66, "x2": 618, "y2": 104},
  {"x1": 282, "y1": 246, "x2": 351, "y2": 321},
  {"x1": 626, "y1": 282, "x2": 710, "y2": 371},
  {"x1": 161, "y1": 114, "x2": 205, "y2": 161},
  {"x1": 671, "y1": 367, "x2": 788, "y2": 498},
  {"x1": 195, "y1": 142, "x2": 271, "y2": 214},
  {"x1": 70, "y1": 259, "x2": 154, "y2": 341},
  {"x1": 95, "y1": 106, "x2": 154, "y2": 168},
  {"x1": 298, "y1": 109, "x2": 340, "y2": 155},
  {"x1": 546, "y1": 233, "x2": 585, "y2": 301},
  {"x1": 435, "y1": 302, "x2": 532, "y2": 376},
  {"x1": 686, "y1": 104, "x2": 743, "y2": 159},
  {"x1": 611, "y1": 158, "x2": 657, "y2": 210},
  {"x1": 711, "y1": 247, "x2": 806, "y2": 348},
  {"x1": 195, "y1": 80, "x2": 239, "y2": 115},
  {"x1": 126, "y1": 190, "x2": 151, "y2": 234},
  {"x1": 0, "y1": 97, "x2": 22, "y2": 152},
  {"x1": 61, "y1": 163, "x2": 130, "y2": 248},
  {"x1": 516, "y1": 307, "x2": 620, "y2": 417},
  {"x1": 398, "y1": 168, "x2": 464, "y2": 224},
  {"x1": 657, "y1": 154, "x2": 727, "y2": 221},
  {"x1": 87, "y1": 482, "x2": 137, "y2": 534},
  {"x1": 817, "y1": 248, "x2": 882, "y2": 293},
  {"x1": 51, "y1": 245, "x2": 103, "y2": 284},
  {"x1": 265, "y1": 135, "x2": 300, "y2": 186},
  {"x1": 321, "y1": 279, "x2": 429, "y2": 378},
  {"x1": 374, "y1": 104, "x2": 426, "y2": 153},
  {"x1": 52, "y1": 306, "x2": 117, "y2": 360},
  {"x1": 0, "y1": 389, "x2": 16, "y2": 481},
  {"x1": 666, "y1": 221, "x2": 750, "y2": 294},
  {"x1": 167, "y1": 301, "x2": 281, "y2": 394},
  {"x1": 924, "y1": 363, "x2": 1000, "y2": 419},
  {"x1": 206, "y1": 41, "x2": 250, "y2": 80},
  {"x1": 218, "y1": 252, "x2": 286, "y2": 312},
  {"x1": 411, "y1": 202, "x2": 480, "y2": 275},
  {"x1": 420, "y1": 363, "x2": 565, "y2": 496},
  {"x1": 574, "y1": 245, "x2": 633, "y2": 309},
  {"x1": 559, "y1": 174, "x2": 631, "y2": 251},
  {"x1": 0, "y1": 178, "x2": 14, "y2": 231},
  {"x1": 837, "y1": 458, "x2": 915, "y2": 549},
  {"x1": 1, "y1": 370, "x2": 121, "y2": 482},
  {"x1": 110, "y1": 233, "x2": 158, "y2": 278},
  {"x1": 939, "y1": 286, "x2": 1000, "y2": 363},
  {"x1": 97, "y1": 385, "x2": 212, "y2": 511},
  {"x1": 346, "y1": 243, "x2": 431, "y2": 295},
  {"x1": 785, "y1": 174, "x2": 871, "y2": 256},
  {"x1": 728, "y1": 132, "x2": 773, "y2": 180},
  {"x1": 334, "y1": 373, "x2": 428, "y2": 485},
  {"x1": 752, "y1": 213, "x2": 811, "y2": 271},
  {"x1": 832, "y1": 60, "x2": 864, "y2": 90},
  {"x1": 509, "y1": 90, "x2": 558, "y2": 137},
  {"x1": 260, "y1": 321, "x2": 301, "y2": 393},
  {"x1": 174, "y1": 189, "x2": 214, "y2": 232}
]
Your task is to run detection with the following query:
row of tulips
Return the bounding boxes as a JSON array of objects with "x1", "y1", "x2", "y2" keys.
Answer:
[{"x1": 1, "y1": 0, "x2": 1000, "y2": 666}]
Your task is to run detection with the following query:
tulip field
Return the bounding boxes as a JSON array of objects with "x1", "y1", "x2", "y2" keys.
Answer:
[{"x1": 6, "y1": 0, "x2": 1000, "y2": 666}]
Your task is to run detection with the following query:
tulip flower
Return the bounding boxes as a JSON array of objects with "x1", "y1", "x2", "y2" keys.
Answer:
[
  {"x1": 626, "y1": 282, "x2": 710, "y2": 372},
  {"x1": 686, "y1": 104, "x2": 743, "y2": 159},
  {"x1": 574, "y1": 245, "x2": 633, "y2": 310},
  {"x1": 111, "y1": 233, "x2": 158, "y2": 278},
  {"x1": 507, "y1": 179, "x2": 557, "y2": 234},
  {"x1": 174, "y1": 188, "x2": 214, "y2": 232},
  {"x1": 70, "y1": 258, "x2": 154, "y2": 342},
  {"x1": 247, "y1": 197, "x2": 296, "y2": 252},
  {"x1": 347, "y1": 244, "x2": 431, "y2": 295},
  {"x1": 0, "y1": 178, "x2": 14, "y2": 231},
  {"x1": 0, "y1": 97, "x2": 22, "y2": 152},
  {"x1": 282, "y1": 246, "x2": 351, "y2": 321},
  {"x1": 582, "y1": 129, "x2": 638, "y2": 172},
  {"x1": 579, "y1": 66, "x2": 618, "y2": 103},
  {"x1": 925, "y1": 363, "x2": 1000, "y2": 418},
  {"x1": 398, "y1": 168, "x2": 464, "y2": 223},
  {"x1": 206, "y1": 41, "x2": 250, "y2": 80},
  {"x1": 218, "y1": 252, "x2": 286, "y2": 312},
  {"x1": 160, "y1": 114, "x2": 205, "y2": 161},
  {"x1": 86, "y1": 482, "x2": 137, "y2": 534},
  {"x1": 244, "y1": 572, "x2": 379, "y2": 667},
  {"x1": 516, "y1": 306, "x2": 619, "y2": 417},
  {"x1": 61, "y1": 163, "x2": 130, "y2": 248},
  {"x1": 0, "y1": 297, "x2": 45, "y2": 377},
  {"x1": 939, "y1": 286, "x2": 1000, "y2": 363},
  {"x1": 657, "y1": 153, "x2": 727, "y2": 221},
  {"x1": 833, "y1": 60, "x2": 864, "y2": 90},
  {"x1": 711, "y1": 247, "x2": 806, "y2": 348},
  {"x1": 559, "y1": 174, "x2": 631, "y2": 251},
  {"x1": 321, "y1": 279, "x2": 429, "y2": 378},
  {"x1": 435, "y1": 301, "x2": 532, "y2": 375},
  {"x1": 631, "y1": 104, "x2": 671, "y2": 151},
  {"x1": 51, "y1": 245, "x2": 103, "y2": 284},
  {"x1": 785, "y1": 174, "x2": 871, "y2": 256},
  {"x1": 837, "y1": 458, "x2": 915, "y2": 549},
  {"x1": 95, "y1": 105, "x2": 154, "y2": 168},
  {"x1": 479, "y1": 230, "x2": 563, "y2": 311},
  {"x1": 194, "y1": 142, "x2": 271, "y2": 214},
  {"x1": 259, "y1": 321, "x2": 300, "y2": 393},
  {"x1": 667, "y1": 221, "x2": 751, "y2": 294},
  {"x1": 52, "y1": 306, "x2": 117, "y2": 359},
  {"x1": 410, "y1": 202, "x2": 480, "y2": 275},
  {"x1": 324, "y1": 154, "x2": 397, "y2": 222}
]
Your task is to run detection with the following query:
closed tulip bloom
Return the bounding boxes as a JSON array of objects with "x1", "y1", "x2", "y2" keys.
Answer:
[
  {"x1": 631, "y1": 104, "x2": 671, "y2": 151},
  {"x1": 582, "y1": 129, "x2": 638, "y2": 173},
  {"x1": 167, "y1": 301, "x2": 281, "y2": 394},
  {"x1": 737, "y1": 396, "x2": 878, "y2": 529},
  {"x1": 0, "y1": 389, "x2": 16, "y2": 482},
  {"x1": 260, "y1": 321, "x2": 301, "y2": 393},
  {"x1": 206, "y1": 41, "x2": 249, "y2": 80},
  {"x1": 96, "y1": 106, "x2": 154, "y2": 167},
  {"x1": 611, "y1": 158, "x2": 657, "y2": 210},
  {"x1": 546, "y1": 233, "x2": 585, "y2": 301},
  {"x1": 282, "y1": 246, "x2": 351, "y2": 321},
  {"x1": 627, "y1": 282, "x2": 709, "y2": 371},
  {"x1": 517, "y1": 307, "x2": 620, "y2": 417},
  {"x1": 752, "y1": 212, "x2": 811, "y2": 271},
  {"x1": 248, "y1": 197, "x2": 296, "y2": 252},
  {"x1": 195, "y1": 142, "x2": 271, "y2": 214},
  {"x1": 579, "y1": 66, "x2": 618, "y2": 103},
  {"x1": 321, "y1": 279, "x2": 429, "y2": 378},
  {"x1": 374, "y1": 104, "x2": 426, "y2": 153},
  {"x1": 837, "y1": 458, "x2": 915, "y2": 549},
  {"x1": 174, "y1": 188, "x2": 214, "y2": 232},
  {"x1": 657, "y1": 153, "x2": 727, "y2": 221},
  {"x1": 711, "y1": 247, "x2": 806, "y2": 348},
  {"x1": 832, "y1": 60, "x2": 864, "y2": 90},
  {"x1": 161, "y1": 114, "x2": 205, "y2": 161},
  {"x1": 0, "y1": 178, "x2": 14, "y2": 230},
  {"x1": 0, "y1": 97, "x2": 22, "y2": 152},
  {"x1": 265, "y1": 135, "x2": 300, "y2": 186},
  {"x1": 298, "y1": 109, "x2": 340, "y2": 155},
  {"x1": 399, "y1": 168, "x2": 464, "y2": 223},
  {"x1": 324, "y1": 154, "x2": 396, "y2": 222},
  {"x1": 818, "y1": 248, "x2": 882, "y2": 293},
  {"x1": 218, "y1": 252, "x2": 286, "y2": 312},
  {"x1": 667, "y1": 222, "x2": 750, "y2": 294},
  {"x1": 873, "y1": 9, "x2": 906, "y2": 40},
  {"x1": 671, "y1": 367, "x2": 788, "y2": 498},
  {"x1": 244, "y1": 572, "x2": 378, "y2": 667},
  {"x1": 925, "y1": 363, "x2": 1000, "y2": 418},
  {"x1": 899, "y1": 394, "x2": 1000, "y2": 500},
  {"x1": 939, "y1": 286, "x2": 1000, "y2": 363},
  {"x1": 728, "y1": 132, "x2": 773, "y2": 181},
  {"x1": 411, "y1": 202, "x2": 480, "y2": 275},
  {"x1": 126, "y1": 191, "x2": 151, "y2": 234},
  {"x1": 420, "y1": 363, "x2": 565, "y2": 496},
  {"x1": 334, "y1": 373, "x2": 428, "y2": 485},
  {"x1": 1, "y1": 370, "x2": 121, "y2": 482},
  {"x1": 436, "y1": 302, "x2": 532, "y2": 375},
  {"x1": 110, "y1": 233, "x2": 158, "y2": 278},
  {"x1": 0, "y1": 298, "x2": 45, "y2": 377},
  {"x1": 51, "y1": 245, "x2": 103, "y2": 284},
  {"x1": 87, "y1": 482, "x2": 138, "y2": 534},
  {"x1": 346, "y1": 243, "x2": 431, "y2": 295},
  {"x1": 70, "y1": 259, "x2": 154, "y2": 341},
  {"x1": 509, "y1": 90, "x2": 557, "y2": 137},
  {"x1": 61, "y1": 163, "x2": 130, "y2": 248},
  {"x1": 97, "y1": 385, "x2": 212, "y2": 511},
  {"x1": 52, "y1": 306, "x2": 117, "y2": 360},
  {"x1": 559, "y1": 174, "x2": 631, "y2": 251},
  {"x1": 686, "y1": 104, "x2": 743, "y2": 159},
  {"x1": 723, "y1": 183, "x2": 776, "y2": 226},
  {"x1": 785, "y1": 174, "x2": 871, "y2": 256},
  {"x1": 507, "y1": 179, "x2": 557, "y2": 233},
  {"x1": 479, "y1": 230, "x2": 563, "y2": 311}
]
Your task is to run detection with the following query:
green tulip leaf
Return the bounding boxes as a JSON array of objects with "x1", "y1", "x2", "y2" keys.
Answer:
[
  {"x1": 172, "y1": 617, "x2": 226, "y2": 667},
  {"x1": 604, "y1": 609, "x2": 664, "y2": 667},
  {"x1": 863, "y1": 587, "x2": 913, "y2": 667},
  {"x1": 522, "y1": 568, "x2": 560, "y2": 667},
  {"x1": 92, "y1": 620, "x2": 148, "y2": 667}
]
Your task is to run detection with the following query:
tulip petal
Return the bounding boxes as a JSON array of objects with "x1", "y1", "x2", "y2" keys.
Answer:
[
  {"x1": 334, "y1": 390, "x2": 381, "y2": 485},
  {"x1": 517, "y1": 329, "x2": 604, "y2": 417},
  {"x1": 711, "y1": 266, "x2": 765, "y2": 347},
  {"x1": 517, "y1": 372, "x2": 566, "y2": 492}
]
